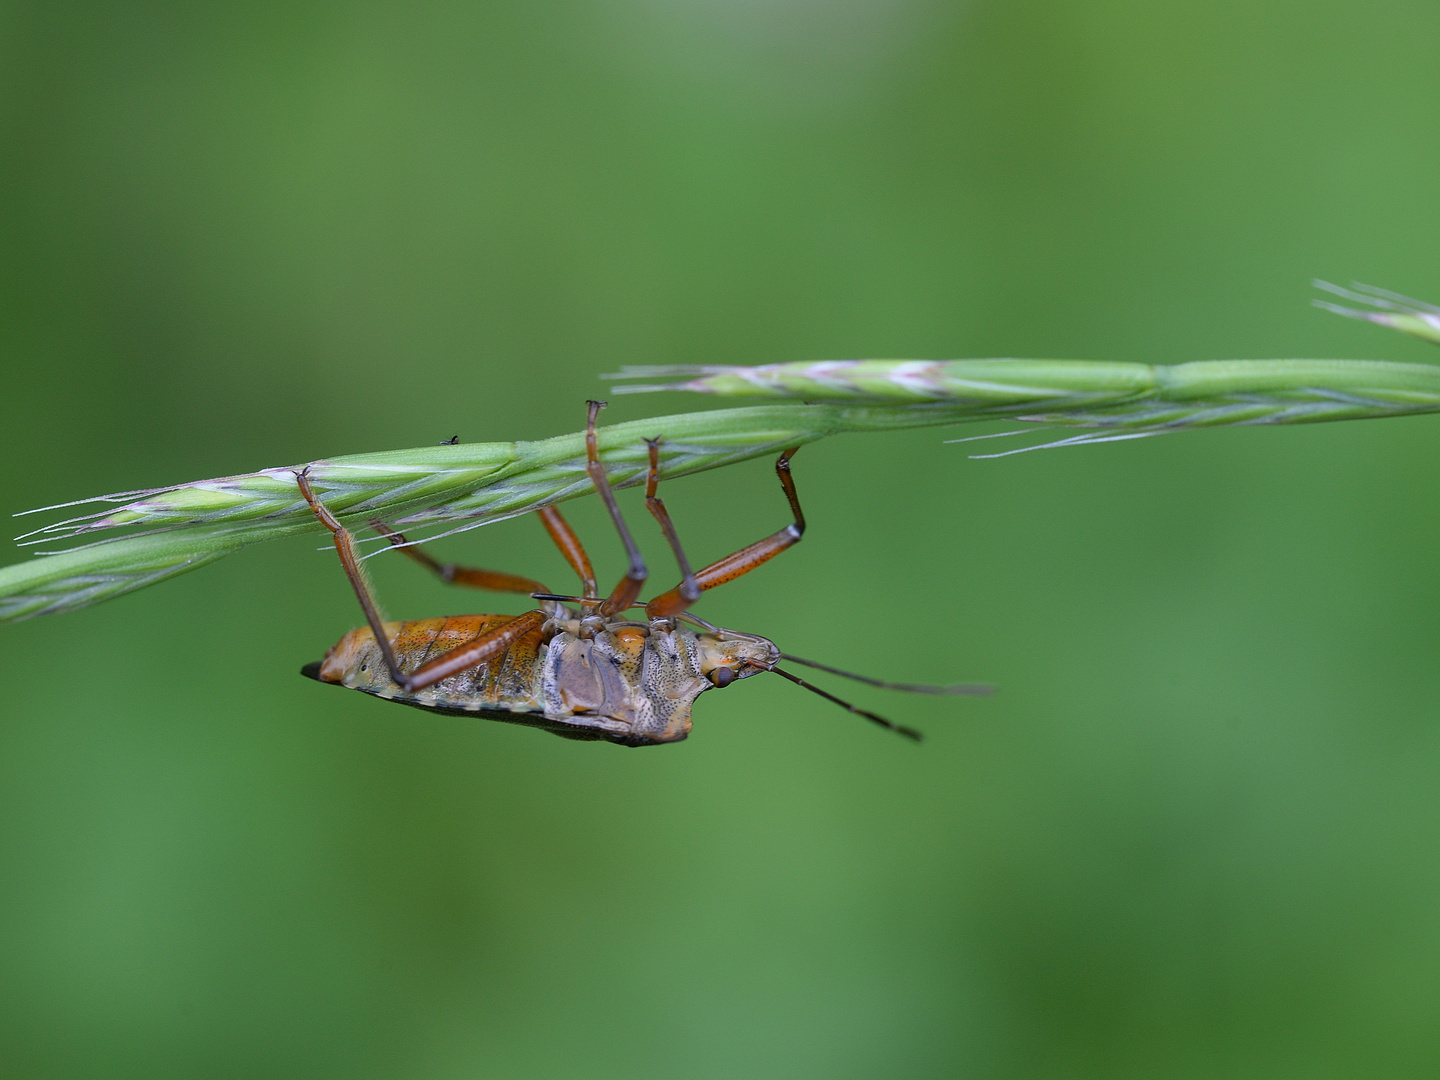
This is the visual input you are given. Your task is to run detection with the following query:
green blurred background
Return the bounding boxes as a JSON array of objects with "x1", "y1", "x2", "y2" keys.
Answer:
[{"x1": 5, "y1": 1, "x2": 1440, "y2": 1076}]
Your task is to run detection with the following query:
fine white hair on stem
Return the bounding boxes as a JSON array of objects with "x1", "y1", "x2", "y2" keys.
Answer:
[
  {"x1": 13, "y1": 488, "x2": 172, "y2": 517},
  {"x1": 968, "y1": 430, "x2": 1165, "y2": 459},
  {"x1": 942, "y1": 428, "x2": 1043, "y2": 444},
  {"x1": 1313, "y1": 279, "x2": 1440, "y2": 315},
  {"x1": 1312, "y1": 280, "x2": 1440, "y2": 345}
]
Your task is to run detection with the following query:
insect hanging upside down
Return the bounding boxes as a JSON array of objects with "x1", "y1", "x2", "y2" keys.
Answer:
[{"x1": 299, "y1": 401, "x2": 987, "y2": 746}]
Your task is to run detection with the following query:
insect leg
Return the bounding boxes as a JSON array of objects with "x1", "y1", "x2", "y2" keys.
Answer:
[
  {"x1": 296, "y1": 469, "x2": 416, "y2": 691},
  {"x1": 585, "y1": 400, "x2": 648, "y2": 617},
  {"x1": 642, "y1": 437, "x2": 700, "y2": 607},
  {"x1": 535, "y1": 505, "x2": 598, "y2": 600},
  {"x1": 645, "y1": 447, "x2": 804, "y2": 618},
  {"x1": 369, "y1": 520, "x2": 552, "y2": 595},
  {"x1": 370, "y1": 505, "x2": 596, "y2": 606},
  {"x1": 402, "y1": 609, "x2": 547, "y2": 690}
]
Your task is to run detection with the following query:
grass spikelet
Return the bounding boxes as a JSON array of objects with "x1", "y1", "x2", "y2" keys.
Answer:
[
  {"x1": 1313, "y1": 280, "x2": 1440, "y2": 345},
  {"x1": 606, "y1": 357, "x2": 1440, "y2": 454}
]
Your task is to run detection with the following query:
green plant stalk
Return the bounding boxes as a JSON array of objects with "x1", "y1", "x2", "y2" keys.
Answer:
[
  {"x1": 8, "y1": 356, "x2": 1440, "y2": 622},
  {"x1": 609, "y1": 357, "x2": 1440, "y2": 407},
  {"x1": 608, "y1": 358, "x2": 1440, "y2": 455},
  {"x1": 2, "y1": 403, "x2": 980, "y2": 621}
]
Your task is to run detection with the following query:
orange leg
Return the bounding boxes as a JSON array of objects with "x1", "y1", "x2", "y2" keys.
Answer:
[
  {"x1": 401, "y1": 609, "x2": 546, "y2": 690},
  {"x1": 369, "y1": 519, "x2": 551, "y2": 595},
  {"x1": 586, "y1": 400, "x2": 650, "y2": 618},
  {"x1": 645, "y1": 447, "x2": 804, "y2": 619},
  {"x1": 368, "y1": 503, "x2": 597, "y2": 601},
  {"x1": 296, "y1": 469, "x2": 541, "y2": 693},
  {"x1": 536, "y1": 506, "x2": 597, "y2": 600}
]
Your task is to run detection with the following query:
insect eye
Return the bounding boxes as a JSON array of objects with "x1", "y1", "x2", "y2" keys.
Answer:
[{"x1": 709, "y1": 666, "x2": 736, "y2": 688}]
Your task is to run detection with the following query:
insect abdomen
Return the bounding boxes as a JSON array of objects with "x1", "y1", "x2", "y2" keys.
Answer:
[{"x1": 314, "y1": 614, "x2": 546, "y2": 712}]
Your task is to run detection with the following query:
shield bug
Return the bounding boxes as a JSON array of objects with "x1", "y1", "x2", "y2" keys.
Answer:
[{"x1": 299, "y1": 401, "x2": 986, "y2": 746}]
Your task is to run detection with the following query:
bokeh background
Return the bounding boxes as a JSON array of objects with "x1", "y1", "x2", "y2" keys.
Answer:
[{"x1": 5, "y1": 1, "x2": 1440, "y2": 1076}]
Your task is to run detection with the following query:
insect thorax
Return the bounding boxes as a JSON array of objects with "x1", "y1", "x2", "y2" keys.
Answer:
[
  {"x1": 542, "y1": 623, "x2": 701, "y2": 742},
  {"x1": 540, "y1": 618, "x2": 776, "y2": 743}
]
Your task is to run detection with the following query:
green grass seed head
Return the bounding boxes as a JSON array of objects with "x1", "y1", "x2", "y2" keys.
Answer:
[{"x1": 9, "y1": 302, "x2": 1440, "y2": 622}]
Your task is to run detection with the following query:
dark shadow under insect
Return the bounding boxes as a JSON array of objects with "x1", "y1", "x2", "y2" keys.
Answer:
[{"x1": 299, "y1": 401, "x2": 986, "y2": 745}]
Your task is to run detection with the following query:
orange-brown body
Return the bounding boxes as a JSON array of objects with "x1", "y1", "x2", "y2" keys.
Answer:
[{"x1": 303, "y1": 611, "x2": 778, "y2": 746}]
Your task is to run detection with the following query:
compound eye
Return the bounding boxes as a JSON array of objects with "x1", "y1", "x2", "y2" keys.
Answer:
[{"x1": 708, "y1": 666, "x2": 736, "y2": 688}]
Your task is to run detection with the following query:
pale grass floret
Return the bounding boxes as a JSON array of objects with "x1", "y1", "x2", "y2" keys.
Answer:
[{"x1": 1312, "y1": 281, "x2": 1440, "y2": 346}]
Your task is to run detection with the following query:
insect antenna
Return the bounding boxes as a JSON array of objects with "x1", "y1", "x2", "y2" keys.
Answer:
[
  {"x1": 769, "y1": 666, "x2": 924, "y2": 742},
  {"x1": 779, "y1": 654, "x2": 992, "y2": 696}
]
